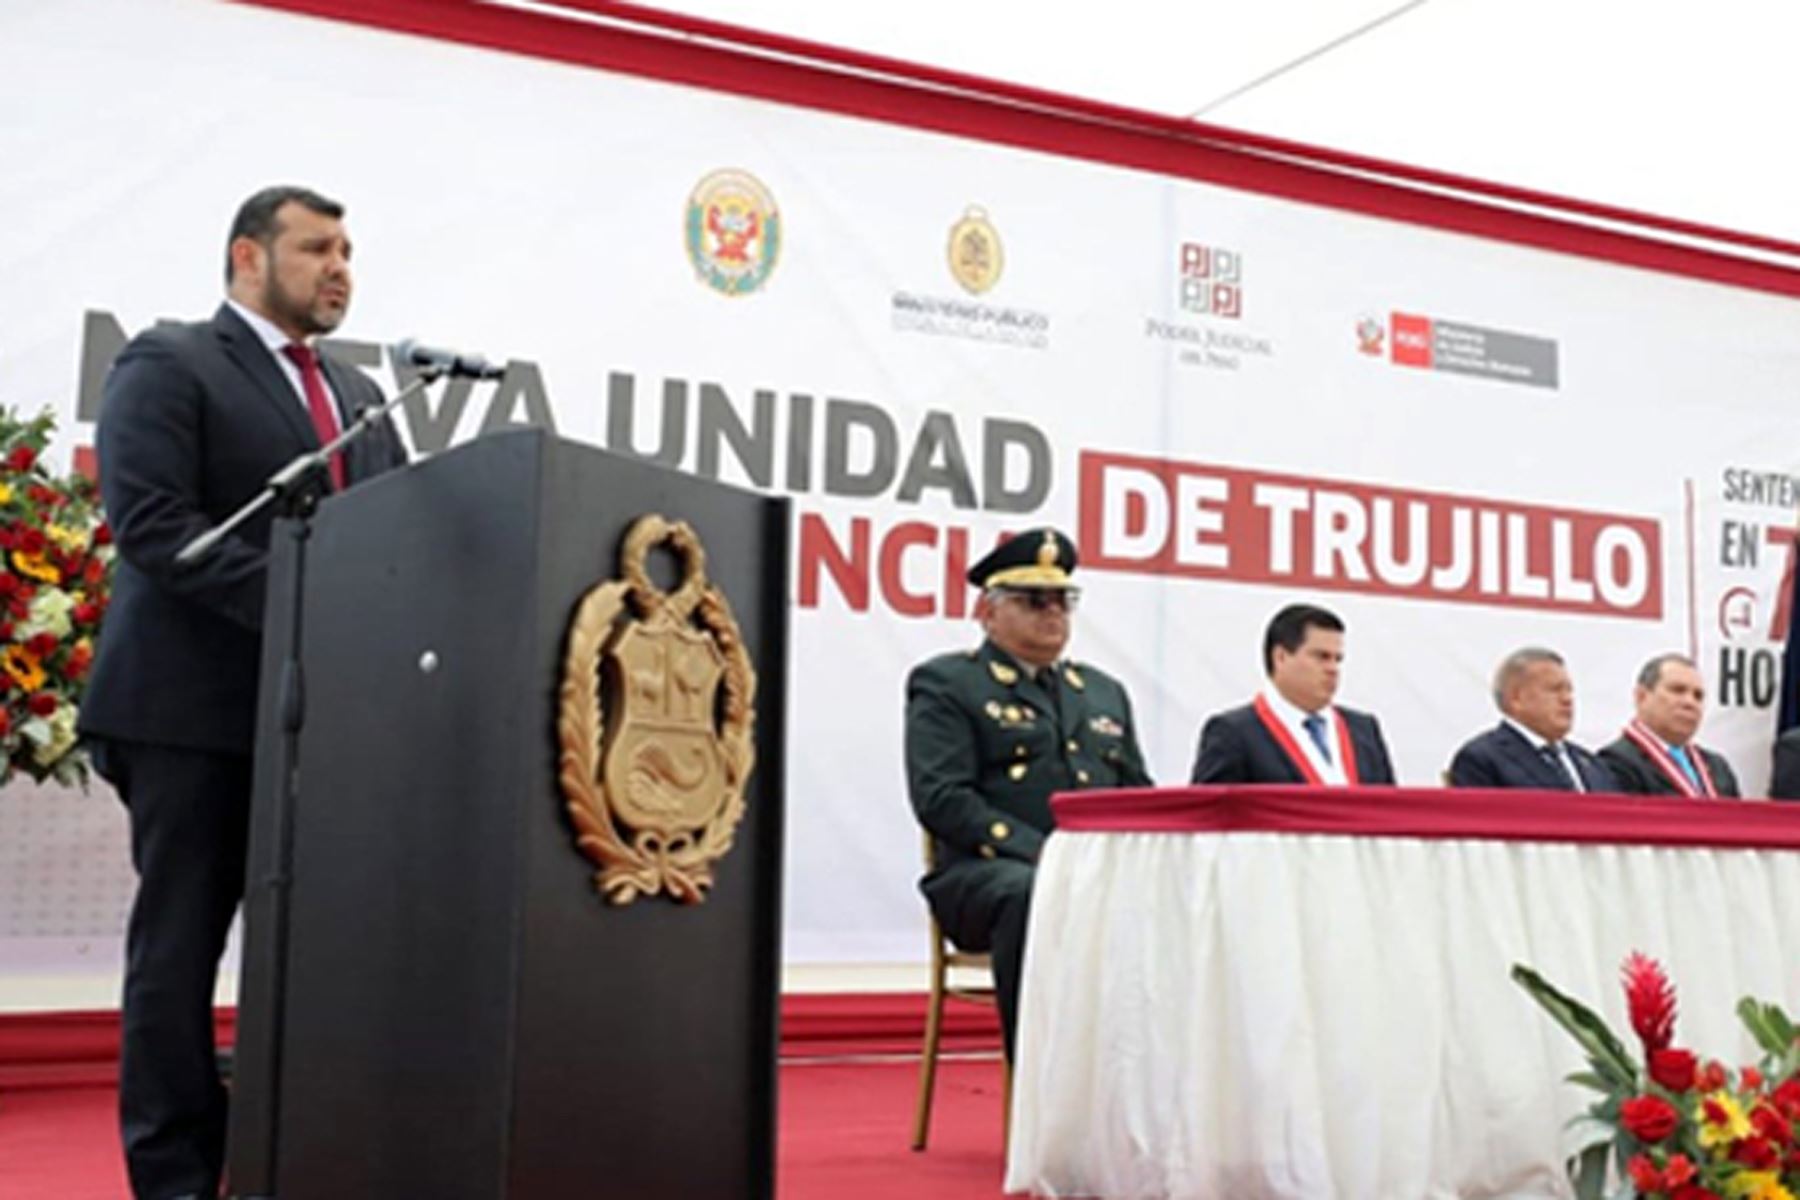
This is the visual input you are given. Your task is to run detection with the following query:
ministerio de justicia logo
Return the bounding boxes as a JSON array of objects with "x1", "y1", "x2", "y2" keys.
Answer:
[{"x1": 684, "y1": 168, "x2": 781, "y2": 297}]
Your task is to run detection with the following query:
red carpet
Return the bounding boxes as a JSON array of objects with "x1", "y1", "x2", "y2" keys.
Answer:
[{"x1": 0, "y1": 1055, "x2": 1010, "y2": 1199}]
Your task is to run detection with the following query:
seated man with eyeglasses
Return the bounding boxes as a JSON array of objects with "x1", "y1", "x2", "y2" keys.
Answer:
[
  {"x1": 1190, "y1": 602, "x2": 1398, "y2": 786},
  {"x1": 904, "y1": 527, "x2": 1153, "y2": 1062}
]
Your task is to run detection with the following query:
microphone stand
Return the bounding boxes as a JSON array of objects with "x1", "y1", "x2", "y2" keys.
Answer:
[{"x1": 187, "y1": 366, "x2": 440, "y2": 1200}]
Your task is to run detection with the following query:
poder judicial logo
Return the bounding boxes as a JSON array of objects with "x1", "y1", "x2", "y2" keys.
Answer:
[
  {"x1": 1177, "y1": 241, "x2": 1243, "y2": 319},
  {"x1": 946, "y1": 205, "x2": 1003, "y2": 295},
  {"x1": 684, "y1": 168, "x2": 781, "y2": 297}
]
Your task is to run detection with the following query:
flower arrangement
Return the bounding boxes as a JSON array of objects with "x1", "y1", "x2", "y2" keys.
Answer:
[
  {"x1": 1514, "y1": 955, "x2": 1800, "y2": 1200},
  {"x1": 0, "y1": 409, "x2": 111, "y2": 785}
]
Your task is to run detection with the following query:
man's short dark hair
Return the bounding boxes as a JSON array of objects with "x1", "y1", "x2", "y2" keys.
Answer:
[
  {"x1": 1262, "y1": 603, "x2": 1344, "y2": 675},
  {"x1": 224, "y1": 185, "x2": 344, "y2": 283},
  {"x1": 1637, "y1": 651, "x2": 1697, "y2": 691}
]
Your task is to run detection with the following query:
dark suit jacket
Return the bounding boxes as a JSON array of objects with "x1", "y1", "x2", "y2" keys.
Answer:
[
  {"x1": 1773, "y1": 728, "x2": 1800, "y2": 801},
  {"x1": 80, "y1": 304, "x2": 407, "y2": 754},
  {"x1": 1189, "y1": 701, "x2": 1397, "y2": 785},
  {"x1": 1448, "y1": 722, "x2": 1618, "y2": 791},
  {"x1": 1598, "y1": 735, "x2": 1741, "y2": 798}
]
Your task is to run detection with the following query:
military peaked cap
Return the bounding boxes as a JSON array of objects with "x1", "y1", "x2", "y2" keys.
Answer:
[{"x1": 967, "y1": 527, "x2": 1079, "y2": 590}]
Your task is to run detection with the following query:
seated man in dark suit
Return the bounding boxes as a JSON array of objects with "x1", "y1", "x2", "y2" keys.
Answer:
[
  {"x1": 1598, "y1": 652, "x2": 1740, "y2": 798},
  {"x1": 1774, "y1": 727, "x2": 1800, "y2": 800},
  {"x1": 905, "y1": 528, "x2": 1153, "y2": 1062},
  {"x1": 1190, "y1": 602, "x2": 1396, "y2": 785},
  {"x1": 1449, "y1": 647, "x2": 1618, "y2": 790}
]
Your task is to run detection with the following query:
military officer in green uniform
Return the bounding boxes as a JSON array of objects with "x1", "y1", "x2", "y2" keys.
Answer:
[{"x1": 905, "y1": 527, "x2": 1153, "y2": 1061}]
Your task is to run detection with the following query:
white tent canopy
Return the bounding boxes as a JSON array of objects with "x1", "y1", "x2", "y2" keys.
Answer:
[{"x1": 559, "y1": 0, "x2": 1800, "y2": 255}]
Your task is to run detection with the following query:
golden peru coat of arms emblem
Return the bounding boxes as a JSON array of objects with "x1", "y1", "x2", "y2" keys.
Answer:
[{"x1": 558, "y1": 515, "x2": 756, "y2": 906}]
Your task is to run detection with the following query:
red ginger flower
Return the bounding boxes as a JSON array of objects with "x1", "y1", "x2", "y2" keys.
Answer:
[{"x1": 1622, "y1": 952, "x2": 1678, "y2": 1053}]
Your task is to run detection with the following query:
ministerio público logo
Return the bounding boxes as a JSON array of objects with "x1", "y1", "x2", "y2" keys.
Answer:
[
  {"x1": 684, "y1": 168, "x2": 781, "y2": 297},
  {"x1": 946, "y1": 205, "x2": 1003, "y2": 295}
]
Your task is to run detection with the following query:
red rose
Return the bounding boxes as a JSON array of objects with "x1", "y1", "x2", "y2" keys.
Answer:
[
  {"x1": 26, "y1": 691, "x2": 56, "y2": 717},
  {"x1": 27, "y1": 484, "x2": 56, "y2": 506},
  {"x1": 1751, "y1": 1102, "x2": 1791, "y2": 1145},
  {"x1": 1774, "y1": 1078, "x2": 1800, "y2": 1118},
  {"x1": 1621, "y1": 1094, "x2": 1681, "y2": 1143},
  {"x1": 27, "y1": 633, "x2": 57, "y2": 660},
  {"x1": 93, "y1": 523, "x2": 112, "y2": 546},
  {"x1": 16, "y1": 527, "x2": 44, "y2": 556},
  {"x1": 73, "y1": 601, "x2": 100, "y2": 626},
  {"x1": 64, "y1": 648, "x2": 89, "y2": 680},
  {"x1": 1663, "y1": 1154, "x2": 1696, "y2": 1185},
  {"x1": 1743, "y1": 1066, "x2": 1765, "y2": 1091},
  {"x1": 0, "y1": 575, "x2": 18, "y2": 597},
  {"x1": 1651, "y1": 1048, "x2": 1699, "y2": 1092},
  {"x1": 1699, "y1": 1060, "x2": 1729, "y2": 1092},
  {"x1": 1626, "y1": 1154, "x2": 1662, "y2": 1191},
  {"x1": 7, "y1": 446, "x2": 37, "y2": 472},
  {"x1": 1733, "y1": 1136, "x2": 1779, "y2": 1170}
]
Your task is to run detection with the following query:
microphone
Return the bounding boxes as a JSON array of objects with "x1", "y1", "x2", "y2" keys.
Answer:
[{"x1": 393, "y1": 338, "x2": 506, "y2": 380}]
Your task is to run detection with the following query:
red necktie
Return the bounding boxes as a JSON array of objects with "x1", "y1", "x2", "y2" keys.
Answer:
[{"x1": 281, "y1": 342, "x2": 345, "y2": 490}]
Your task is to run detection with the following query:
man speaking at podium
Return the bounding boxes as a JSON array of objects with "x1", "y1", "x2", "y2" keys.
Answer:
[{"x1": 78, "y1": 186, "x2": 407, "y2": 1200}]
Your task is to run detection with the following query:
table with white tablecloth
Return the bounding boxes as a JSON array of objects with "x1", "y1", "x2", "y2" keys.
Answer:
[{"x1": 1006, "y1": 786, "x2": 1800, "y2": 1200}]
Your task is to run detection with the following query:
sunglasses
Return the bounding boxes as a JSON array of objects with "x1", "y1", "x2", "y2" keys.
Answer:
[{"x1": 999, "y1": 588, "x2": 1080, "y2": 612}]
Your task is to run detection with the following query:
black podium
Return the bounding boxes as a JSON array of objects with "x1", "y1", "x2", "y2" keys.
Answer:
[{"x1": 226, "y1": 429, "x2": 789, "y2": 1199}]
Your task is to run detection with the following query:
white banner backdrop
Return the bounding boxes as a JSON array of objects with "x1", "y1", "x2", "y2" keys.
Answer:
[{"x1": 1, "y1": 0, "x2": 1797, "y2": 985}]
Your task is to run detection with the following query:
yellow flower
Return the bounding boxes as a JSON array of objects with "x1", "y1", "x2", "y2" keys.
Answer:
[
  {"x1": 0, "y1": 482, "x2": 14, "y2": 504},
  {"x1": 1, "y1": 645, "x2": 46, "y2": 692},
  {"x1": 44, "y1": 524, "x2": 85, "y2": 552},
  {"x1": 1727, "y1": 1172, "x2": 1796, "y2": 1200},
  {"x1": 11, "y1": 549, "x2": 59, "y2": 584},
  {"x1": 1698, "y1": 1091, "x2": 1753, "y2": 1150}
]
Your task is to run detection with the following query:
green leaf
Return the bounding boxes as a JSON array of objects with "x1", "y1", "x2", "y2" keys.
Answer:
[
  {"x1": 1564, "y1": 1070, "x2": 1612, "y2": 1093},
  {"x1": 1566, "y1": 1139, "x2": 1609, "y2": 1200},
  {"x1": 1738, "y1": 997, "x2": 1790, "y2": 1058},
  {"x1": 1513, "y1": 964, "x2": 1639, "y2": 1087},
  {"x1": 1767, "y1": 1002, "x2": 1797, "y2": 1048}
]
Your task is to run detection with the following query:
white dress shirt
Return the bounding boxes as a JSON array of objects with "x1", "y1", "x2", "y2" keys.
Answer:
[
  {"x1": 1261, "y1": 685, "x2": 1348, "y2": 786},
  {"x1": 225, "y1": 298, "x2": 343, "y2": 418}
]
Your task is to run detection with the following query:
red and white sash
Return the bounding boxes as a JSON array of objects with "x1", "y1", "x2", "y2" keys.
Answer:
[
  {"x1": 1253, "y1": 694, "x2": 1360, "y2": 786},
  {"x1": 1622, "y1": 718, "x2": 1718, "y2": 799}
]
